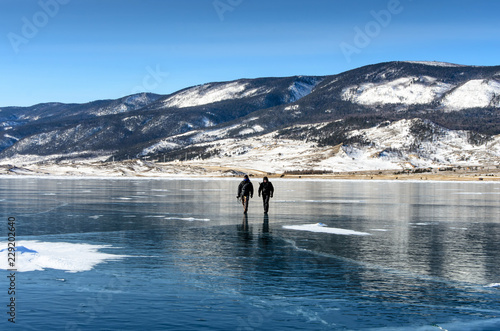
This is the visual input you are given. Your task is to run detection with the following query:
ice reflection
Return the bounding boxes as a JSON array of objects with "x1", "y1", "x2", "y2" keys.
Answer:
[{"x1": 1, "y1": 177, "x2": 500, "y2": 329}]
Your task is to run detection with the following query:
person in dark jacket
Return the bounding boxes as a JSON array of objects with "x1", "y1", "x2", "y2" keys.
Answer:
[
  {"x1": 237, "y1": 175, "x2": 254, "y2": 214},
  {"x1": 258, "y1": 176, "x2": 274, "y2": 214}
]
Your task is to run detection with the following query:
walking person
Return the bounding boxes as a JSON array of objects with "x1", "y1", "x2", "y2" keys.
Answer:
[
  {"x1": 258, "y1": 176, "x2": 274, "y2": 214},
  {"x1": 237, "y1": 175, "x2": 254, "y2": 214}
]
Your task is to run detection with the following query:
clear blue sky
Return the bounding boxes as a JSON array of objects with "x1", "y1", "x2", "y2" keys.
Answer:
[{"x1": 1, "y1": 0, "x2": 499, "y2": 107}]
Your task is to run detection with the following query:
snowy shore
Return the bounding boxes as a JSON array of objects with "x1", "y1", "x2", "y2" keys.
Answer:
[{"x1": 1, "y1": 159, "x2": 499, "y2": 182}]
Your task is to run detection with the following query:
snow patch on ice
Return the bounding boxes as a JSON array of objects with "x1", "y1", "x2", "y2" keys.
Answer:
[
  {"x1": 304, "y1": 200, "x2": 363, "y2": 204},
  {"x1": 0, "y1": 241, "x2": 128, "y2": 273},
  {"x1": 165, "y1": 217, "x2": 210, "y2": 222},
  {"x1": 283, "y1": 223, "x2": 371, "y2": 236}
]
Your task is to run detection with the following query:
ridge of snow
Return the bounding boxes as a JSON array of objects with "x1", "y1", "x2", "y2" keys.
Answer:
[
  {"x1": 442, "y1": 79, "x2": 500, "y2": 110},
  {"x1": 288, "y1": 79, "x2": 319, "y2": 102},
  {"x1": 342, "y1": 76, "x2": 454, "y2": 106},
  {"x1": 162, "y1": 82, "x2": 263, "y2": 108},
  {"x1": 284, "y1": 105, "x2": 299, "y2": 111},
  {"x1": 6, "y1": 119, "x2": 500, "y2": 175},
  {"x1": 202, "y1": 116, "x2": 215, "y2": 127},
  {"x1": 338, "y1": 119, "x2": 500, "y2": 167},
  {"x1": 124, "y1": 93, "x2": 150, "y2": 106},
  {"x1": 238, "y1": 125, "x2": 264, "y2": 136},
  {"x1": 0, "y1": 151, "x2": 113, "y2": 166},
  {"x1": 347, "y1": 119, "x2": 417, "y2": 149},
  {"x1": 141, "y1": 141, "x2": 180, "y2": 156},
  {"x1": 404, "y1": 61, "x2": 467, "y2": 67},
  {"x1": 3, "y1": 134, "x2": 19, "y2": 141},
  {"x1": 89, "y1": 93, "x2": 158, "y2": 117},
  {"x1": 175, "y1": 119, "x2": 500, "y2": 174},
  {"x1": 189, "y1": 124, "x2": 242, "y2": 144}
]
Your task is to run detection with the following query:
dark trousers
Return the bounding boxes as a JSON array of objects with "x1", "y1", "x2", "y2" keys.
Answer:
[
  {"x1": 262, "y1": 194, "x2": 270, "y2": 213},
  {"x1": 242, "y1": 196, "x2": 249, "y2": 213}
]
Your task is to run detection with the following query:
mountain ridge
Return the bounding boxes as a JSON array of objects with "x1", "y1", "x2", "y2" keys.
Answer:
[{"x1": 2, "y1": 61, "x2": 500, "y2": 174}]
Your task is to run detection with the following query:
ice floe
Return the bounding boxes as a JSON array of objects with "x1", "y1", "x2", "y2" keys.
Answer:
[
  {"x1": 164, "y1": 217, "x2": 210, "y2": 222},
  {"x1": 283, "y1": 223, "x2": 371, "y2": 235},
  {"x1": 0, "y1": 241, "x2": 128, "y2": 273}
]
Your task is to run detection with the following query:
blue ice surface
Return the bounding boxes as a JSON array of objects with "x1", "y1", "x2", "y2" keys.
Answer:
[
  {"x1": 0, "y1": 246, "x2": 38, "y2": 254},
  {"x1": 2, "y1": 177, "x2": 500, "y2": 330}
]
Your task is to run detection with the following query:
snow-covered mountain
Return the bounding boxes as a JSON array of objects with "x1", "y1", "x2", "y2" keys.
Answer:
[
  {"x1": 1, "y1": 61, "x2": 500, "y2": 173},
  {"x1": 341, "y1": 75, "x2": 500, "y2": 110},
  {"x1": 341, "y1": 76, "x2": 454, "y2": 106},
  {"x1": 130, "y1": 118, "x2": 499, "y2": 174},
  {"x1": 0, "y1": 76, "x2": 323, "y2": 161}
]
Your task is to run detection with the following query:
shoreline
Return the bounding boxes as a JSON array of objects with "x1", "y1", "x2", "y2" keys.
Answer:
[{"x1": 1, "y1": 161, "x2": 499, "y2": 182}]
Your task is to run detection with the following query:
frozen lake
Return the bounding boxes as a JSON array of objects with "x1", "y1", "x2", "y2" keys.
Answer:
[{"x1": 1, "y1": 177, "x2": 500, "y2": 330}]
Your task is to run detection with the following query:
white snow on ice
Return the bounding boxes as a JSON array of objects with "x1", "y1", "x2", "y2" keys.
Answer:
[
  {"x1": 164, "y1": 217, "x2": 210, "y2": 222},
  {"x1": 283, "y1": 223, "x2": 371, "y2": 236},
  {"x1": 304, "y1": 199, "x2": 363, "y2": 204},
  {"x1": 0, "y1": 241, "x2": 128, "y2": 273}
]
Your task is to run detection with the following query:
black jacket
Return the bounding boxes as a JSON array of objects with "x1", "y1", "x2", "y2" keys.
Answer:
[
  {"x1": 258, "y1": 181, "x2": 274, "y2": 197},
  {"x1": 237, "y1": 180, "x2": 254, "y2": 198}
]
